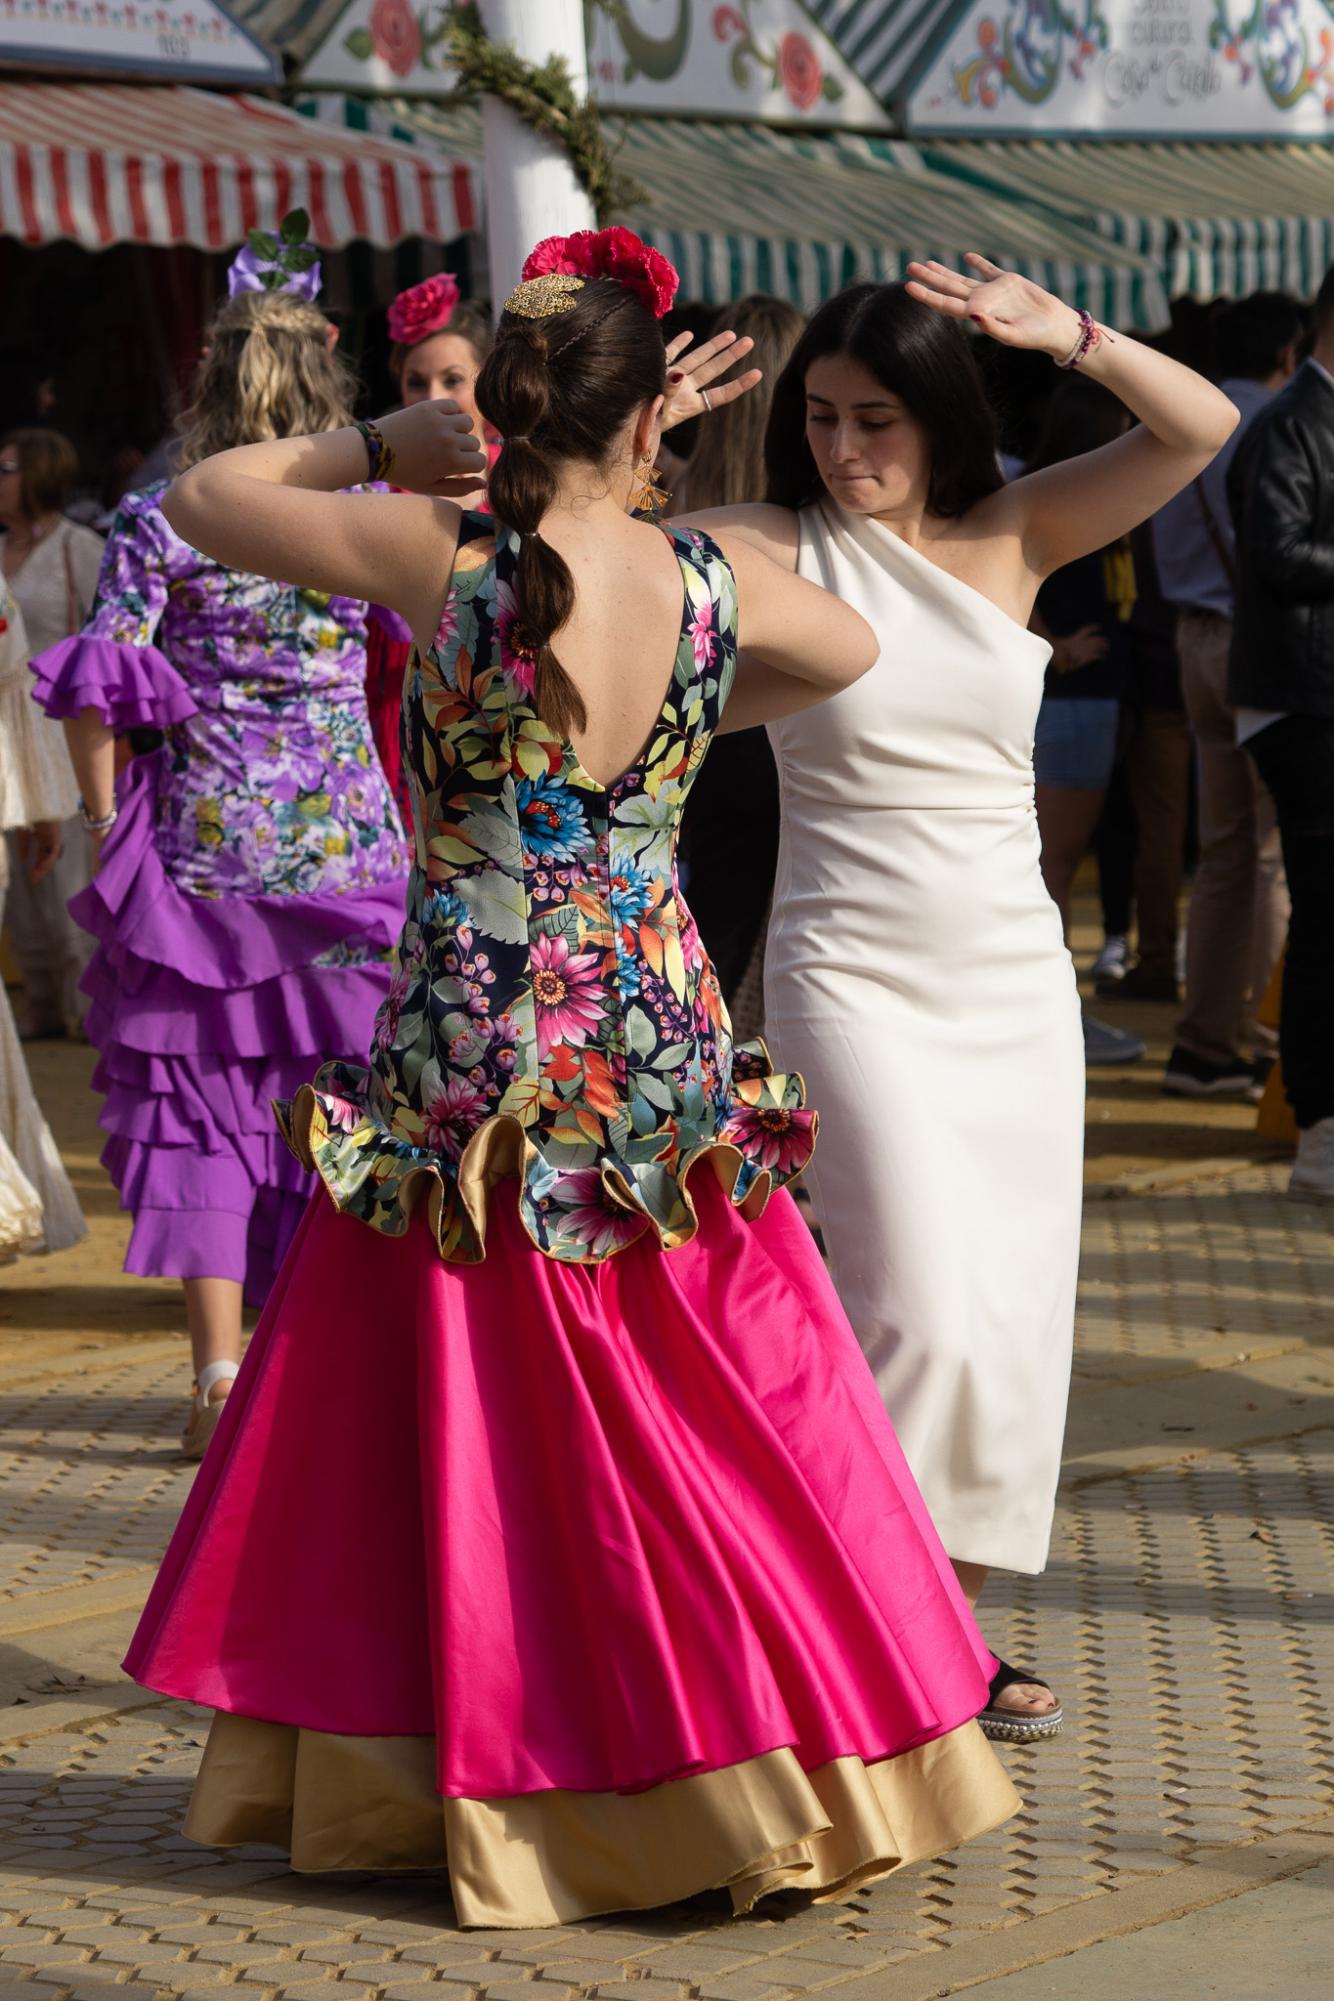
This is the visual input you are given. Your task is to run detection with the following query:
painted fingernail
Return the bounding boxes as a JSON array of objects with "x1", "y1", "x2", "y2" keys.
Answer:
[{"x1": 668, "y1": 370, "x2": 684, "y2": 382}]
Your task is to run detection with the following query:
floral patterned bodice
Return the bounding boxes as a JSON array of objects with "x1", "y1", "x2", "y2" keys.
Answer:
[
  {"x1": 285, "y1": 514, "x2": 815, "y2": 1264},
  {"x1": 84, "y1": 486, "x2": 406, "y2": 899}
]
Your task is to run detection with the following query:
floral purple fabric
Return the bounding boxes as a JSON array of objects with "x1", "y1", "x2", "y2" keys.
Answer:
[{"x1": 79, "y1": 487, "x2": 407, "y2": 898}]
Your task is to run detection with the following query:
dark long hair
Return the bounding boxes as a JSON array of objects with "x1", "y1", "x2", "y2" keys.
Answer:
[
  {"x1": 477, "y1": 280, "x2": 666, "y2": 737},
  {"x1": 764, "y1": 282, "x2": 1003, "y2": 518}
]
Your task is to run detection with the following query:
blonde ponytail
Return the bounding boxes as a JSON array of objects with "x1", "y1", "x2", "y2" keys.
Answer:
[{"x1": 177, "y1": 290, "x2": 357, "y2": 469}]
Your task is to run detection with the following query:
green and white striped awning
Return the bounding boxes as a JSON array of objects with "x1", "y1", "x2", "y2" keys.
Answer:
[
  {"x1": 925, "y1": 141, "x2": 1334, "y2": 304},
  {"x1": 299, "y1": 96, "x2": 1169, "y2": 329}
]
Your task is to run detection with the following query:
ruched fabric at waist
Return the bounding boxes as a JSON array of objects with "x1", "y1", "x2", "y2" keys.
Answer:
[
  {"x1": 776, "y1": 773, "x2": 1037, "y2": 816},
  {"x1": 766, "y1": 798, "x2": 1067, "y2": 1008}
]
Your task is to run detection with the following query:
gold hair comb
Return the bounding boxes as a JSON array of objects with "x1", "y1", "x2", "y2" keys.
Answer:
[{"x1": 504, "y1": 273, "x2": 585, "y2": 319}]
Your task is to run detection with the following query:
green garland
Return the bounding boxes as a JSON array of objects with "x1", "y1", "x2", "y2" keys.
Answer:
[{"x1": 444, "y1": 4, "x2": 643, "y2": 226}]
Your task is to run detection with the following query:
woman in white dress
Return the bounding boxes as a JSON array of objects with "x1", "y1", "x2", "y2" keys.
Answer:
[
  {"x1": 0, "y1": 579, "x2": 87, "y2": 1261},
  {"x1": 0, "y1": 429, "x2": 104, "y2": 1039},
  {"x1": 682, "y1": 258, "x2": 1237, "y2": 1738}
]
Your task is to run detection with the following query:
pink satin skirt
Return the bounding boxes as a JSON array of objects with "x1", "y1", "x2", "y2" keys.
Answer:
[{"x1": 125, "y1": 1173, "x2": 1012, "y2": 1920}]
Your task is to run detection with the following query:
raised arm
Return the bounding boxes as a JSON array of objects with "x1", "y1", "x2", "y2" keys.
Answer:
[
  {"x1": 906, "y1": 257, "x2": 1239, "y2": 581},
  {"x1": 161, "y1": 402, "x2": 486, "y2": 651},
  {"x1": 674, "y1": 503, "x2": 799, "y2": 569},
  {"x1": 715, "y1": 532, "x2": 877, "y2": 732}
]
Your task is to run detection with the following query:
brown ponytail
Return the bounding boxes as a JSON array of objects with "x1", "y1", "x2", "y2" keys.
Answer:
[{"x1": 478, "y1": 277, "x2": 667, "y2": 739}]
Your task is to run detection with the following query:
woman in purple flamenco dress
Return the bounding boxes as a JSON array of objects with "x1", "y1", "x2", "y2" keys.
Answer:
[{"x1": 30, "y1": 268, "x2": 407, "y2": 1456}]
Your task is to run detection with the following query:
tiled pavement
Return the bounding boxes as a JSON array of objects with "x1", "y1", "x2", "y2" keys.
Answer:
[{"x1": 0, "y1": 1164, "x2": 1331, "y2": 1998}]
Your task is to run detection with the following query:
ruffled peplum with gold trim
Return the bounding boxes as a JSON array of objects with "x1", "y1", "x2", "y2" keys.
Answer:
[{"x1": 281, "y1": 1034, "x2": 812, "y2": 1265}]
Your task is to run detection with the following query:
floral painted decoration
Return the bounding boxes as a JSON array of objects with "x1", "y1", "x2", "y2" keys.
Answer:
[
  {"x1": 521, "y1": 227, "x2": 679, "y2": 320},
  {"x1": 387, "y1": 272, "x2": 462, "y2": 348},
  {"x1": 281, "y1": 513, "x2": 815, "y2": 1266},
  {"x1": 712, "y1": 3, "x2": 843, "y2": 113},
  {"x1": 342, "y1": 0, "x2": 448, "y2": 81}
]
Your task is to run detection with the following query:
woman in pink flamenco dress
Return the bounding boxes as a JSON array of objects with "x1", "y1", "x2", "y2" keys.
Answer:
[{"x1": 124, "y1": 230, "x2": 1019, "y2": 1930}]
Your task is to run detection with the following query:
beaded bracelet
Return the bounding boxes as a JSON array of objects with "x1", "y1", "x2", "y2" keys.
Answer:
[
  {"x1": 79, "y1": 799, "x2": 118, "y2": 835},
  {"x1": 1056, "y1": 308, "x2": 1103, "y2": 371},
  {"x1": 355, "y1": 418, "x2": 397, "y2": 485}
]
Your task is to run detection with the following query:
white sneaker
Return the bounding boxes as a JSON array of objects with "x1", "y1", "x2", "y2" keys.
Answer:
[
  {"x1": 1092, "y1": 934, "x2": 1129, "y2": 985},
  {"x1": 1289, "y1": 1117, "x2": 1334, "y2": 1203}
]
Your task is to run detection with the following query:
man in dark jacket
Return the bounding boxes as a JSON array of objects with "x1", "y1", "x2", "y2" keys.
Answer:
[{"x1": 1227, "y1": 265, "x2": 1334, "y2": 1200}]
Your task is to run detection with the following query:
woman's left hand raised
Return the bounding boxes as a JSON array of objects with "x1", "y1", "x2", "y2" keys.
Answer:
[
  {"x1": 906, "y1": 256, "x2": 1083, "y2": 362},
  {"x1": 662, "y1": 329, "x2": 764, "y2": 432}
]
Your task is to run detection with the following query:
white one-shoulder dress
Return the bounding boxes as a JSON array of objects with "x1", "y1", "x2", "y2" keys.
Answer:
[{"x1": 765, "y1": 500, "x2": 1082, "y2": 1575}]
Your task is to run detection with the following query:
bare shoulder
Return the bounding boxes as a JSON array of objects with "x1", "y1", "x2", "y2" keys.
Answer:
[
  {"x1": 675, "y1": 503, "x2": 800, "y2": 571},
  {"x1": 922, "y1": 486, "x2": 1037, "y2": 622}
]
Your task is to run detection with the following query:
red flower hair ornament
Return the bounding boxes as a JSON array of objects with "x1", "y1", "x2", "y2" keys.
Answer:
[
  {"x1": 387, "y1": 272, "x2": 462, "y2": 348},
  {"x1": 516, "y1": 227, "x2": 679, "y2": 320}
]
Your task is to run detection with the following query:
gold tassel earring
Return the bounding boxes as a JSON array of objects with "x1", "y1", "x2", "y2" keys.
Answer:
[{"x1": 631, "y1": 455, "x2": 671, "y2": 522}]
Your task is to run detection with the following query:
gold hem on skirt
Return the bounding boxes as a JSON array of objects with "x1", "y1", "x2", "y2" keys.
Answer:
[{"x1": 184, "y1": 1713, "x2": 1019, "y2": 1929}]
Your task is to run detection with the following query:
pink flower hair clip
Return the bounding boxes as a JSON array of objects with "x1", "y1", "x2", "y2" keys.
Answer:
[
  {"x1": 388, "y1": 273, "x2": 463, "y2": 348},
  {"x1": 509, "y1": 227, "x2": 679, "y2": 321}
]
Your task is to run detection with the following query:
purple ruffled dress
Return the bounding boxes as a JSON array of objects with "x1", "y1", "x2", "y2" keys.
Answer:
[{"x1": 30, "y1": 485, "x2": 409, "y2": 1305}]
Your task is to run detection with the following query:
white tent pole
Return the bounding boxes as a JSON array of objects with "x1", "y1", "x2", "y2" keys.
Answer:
[{"x1": 476, "y1": 0, "x2": 596, "y2": 303}]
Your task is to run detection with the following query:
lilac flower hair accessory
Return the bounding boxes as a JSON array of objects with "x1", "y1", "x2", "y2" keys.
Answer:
[{"x1": 227, "y1": 208, "x2": 323, "y2": 302}]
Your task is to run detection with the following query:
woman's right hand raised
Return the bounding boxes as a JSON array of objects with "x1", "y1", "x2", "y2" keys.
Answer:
[{"x1": 376, "y1": 399, "x2": 488, "y2": 497}]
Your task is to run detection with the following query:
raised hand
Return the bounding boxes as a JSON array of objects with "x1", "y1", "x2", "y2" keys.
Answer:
[
  {"x1": 906, "y1": 255, "x2": 1083, "y2": 362},
  {"x1": 378, "y1": 398, "x2": 489, "y2": 496},
  {"x1": 662, "y1": 328, "x2": 763, "y2": 432}
]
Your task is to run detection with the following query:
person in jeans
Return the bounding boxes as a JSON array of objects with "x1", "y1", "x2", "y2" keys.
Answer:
[
  {"x1": 1029, "y1": 376, "x2": 1145, "y2": 1066},
  {"x1": 1227, "y1": 268, "x2": 1334, "y2": 1198},
  {"x1": 1153, "y1": 293, "x2": 1301, "y2": 1098},
  {"x1": 1115, "y1": 520, "x2": 1192, "y2": 1003}
]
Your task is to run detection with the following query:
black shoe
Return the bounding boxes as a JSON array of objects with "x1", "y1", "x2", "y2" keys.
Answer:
[
  {"x1": 1118, "y1": 963, "x2": 1181, "y2": 1003},
  {"x1": 1162, "y1": 1046, "x2": 1256, "y2": 1098}
]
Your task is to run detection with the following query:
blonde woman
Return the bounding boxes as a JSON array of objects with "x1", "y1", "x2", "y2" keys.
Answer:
[{"x1": 29, "y1": 265, "x2": 407, "y2": 1458}]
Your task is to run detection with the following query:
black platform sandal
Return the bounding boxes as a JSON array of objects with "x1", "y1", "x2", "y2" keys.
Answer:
[{"x1": 979, "y1": 1660, "x2": 1064, "y2": 1744}]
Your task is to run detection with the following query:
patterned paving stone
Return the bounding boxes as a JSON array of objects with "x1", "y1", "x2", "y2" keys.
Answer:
[{"x1": 0, "y1": 1174, "x2": 1331, "y2": 1997}]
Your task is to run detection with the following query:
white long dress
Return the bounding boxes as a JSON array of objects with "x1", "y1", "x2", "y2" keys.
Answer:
[
  {"x1": 1, "y1": 519, "x2": 102, "y2": 1034},
  {"x1": 764, "y1": 500, "x2": 1083, "y2": 1576},
  {"x1": 0, "y1": 583, "x2": 86, "y2": 1262}
]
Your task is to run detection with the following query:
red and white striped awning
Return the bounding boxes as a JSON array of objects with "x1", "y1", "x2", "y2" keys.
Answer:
[{"x1": 0, "y1": 83, "x2": 479, "y2": 250}]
